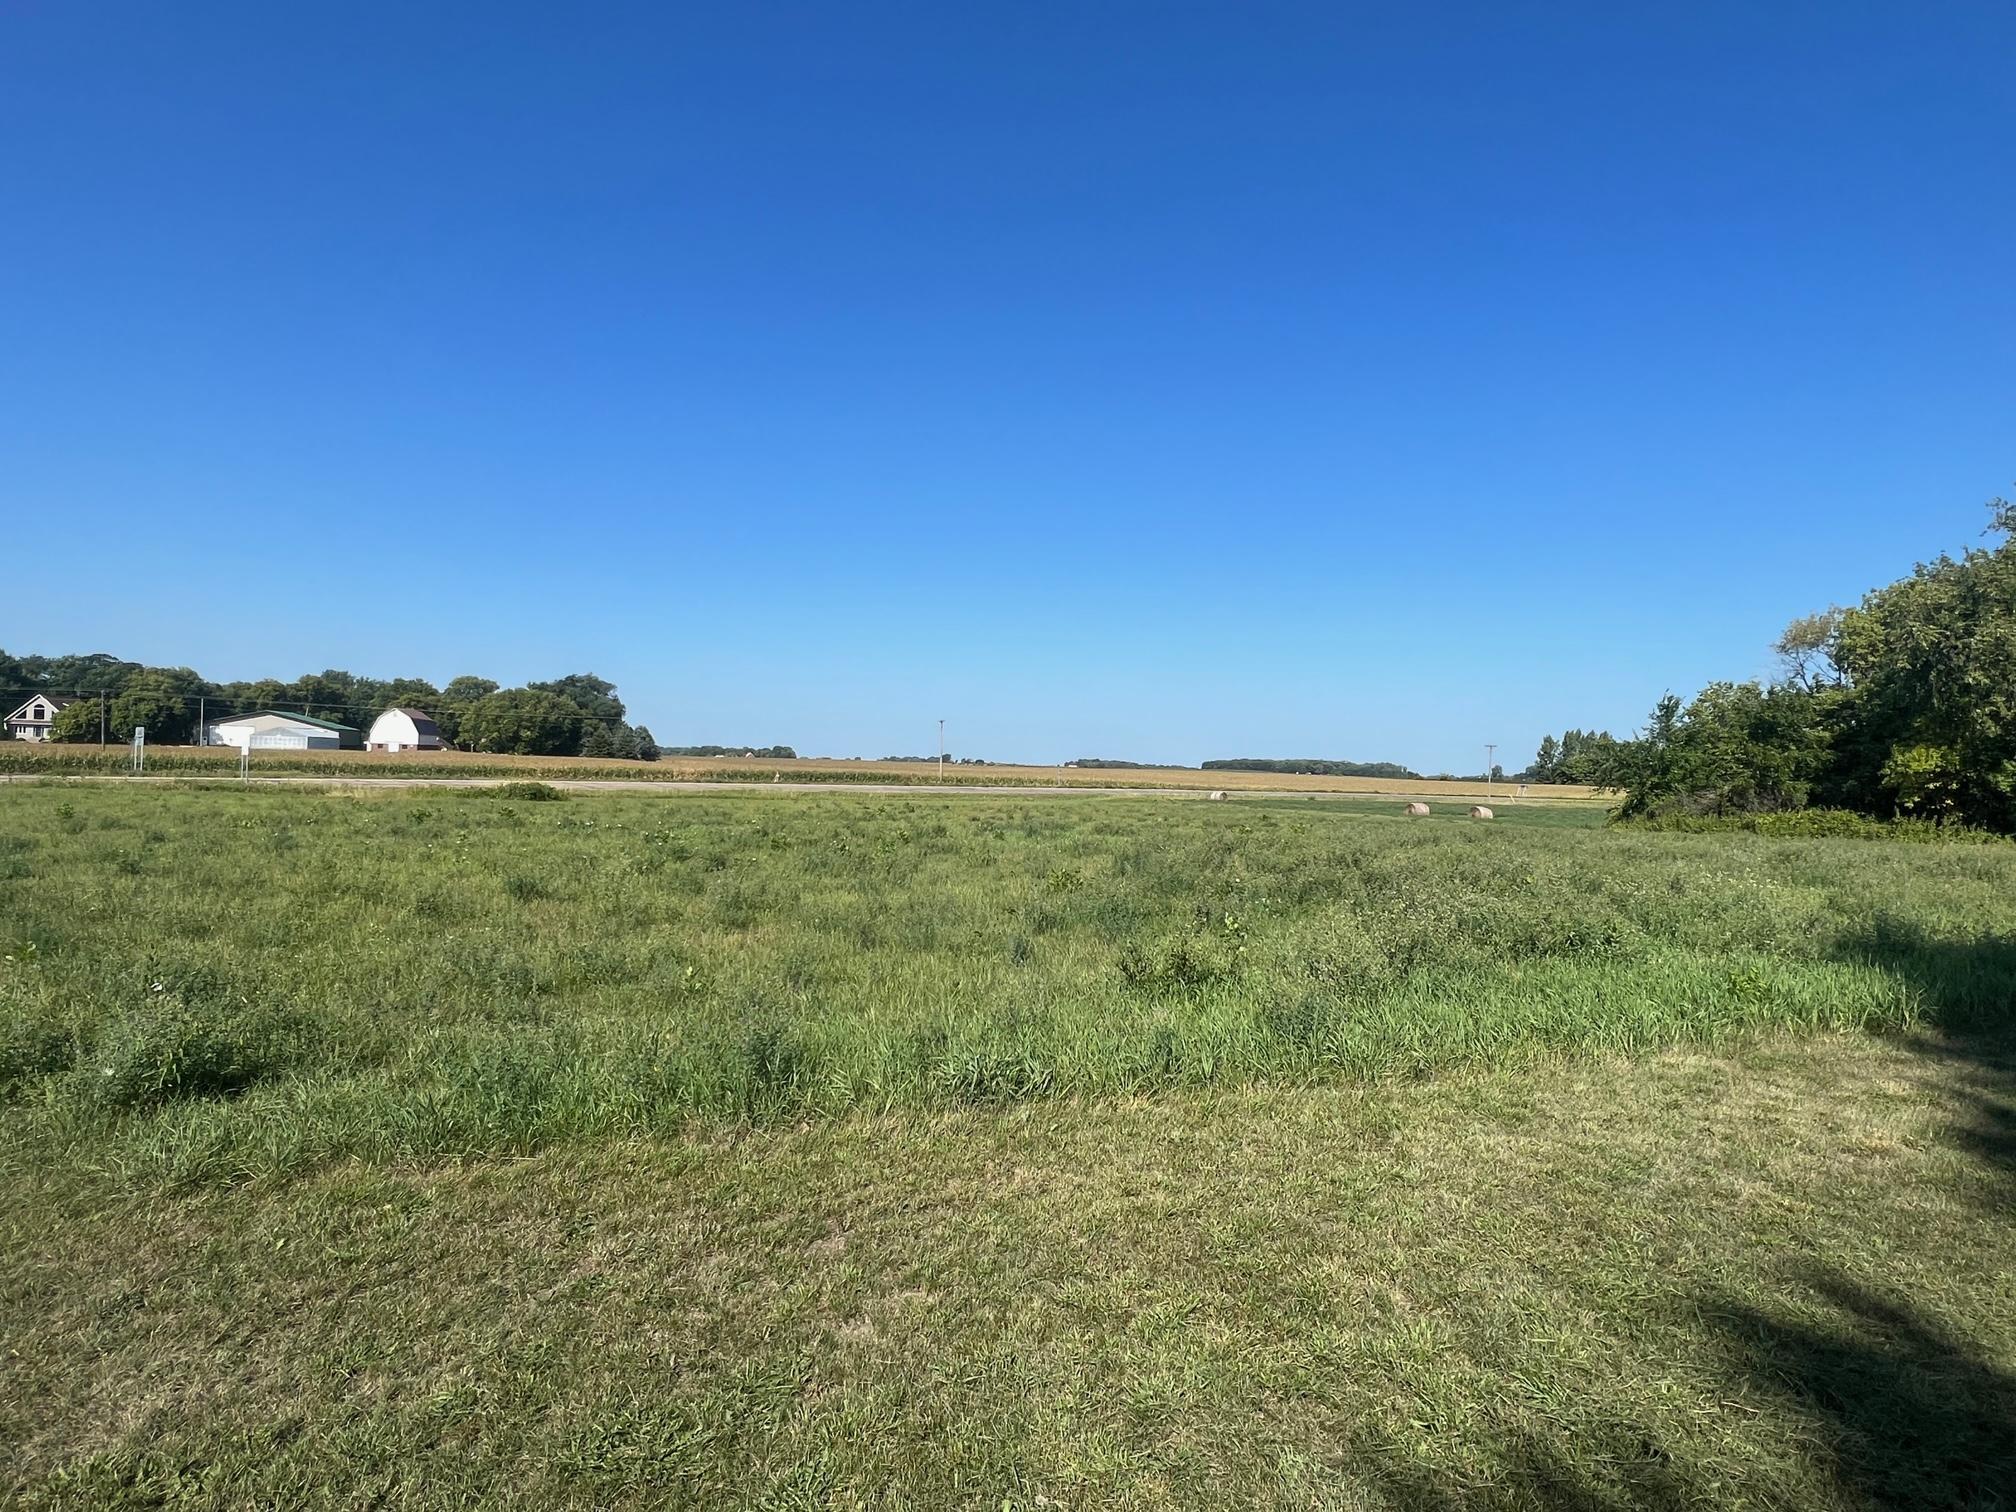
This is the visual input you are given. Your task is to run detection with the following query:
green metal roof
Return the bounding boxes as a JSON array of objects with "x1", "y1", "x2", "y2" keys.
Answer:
[{"x1": 226, "y1": 709, "x2": 360, "y2": 733}]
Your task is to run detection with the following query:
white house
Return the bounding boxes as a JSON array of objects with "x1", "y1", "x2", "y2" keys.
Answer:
[
  {"x1": 366, "y1": 707, "x2": 443, "y2": 752},
  {"x1": 204, "y1": 710, "x2": 362, "y2": 751},
  {"x1": 5, "y1": 695, "x2": 74, "y2": 741}
]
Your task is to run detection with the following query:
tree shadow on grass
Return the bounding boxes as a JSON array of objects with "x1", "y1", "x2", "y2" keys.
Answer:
[
  {"x1": 1832, "y1": 914, "x2": 2016, "y2": 1038},
  {"x1": 1684, "y1": 919, "x2": 2016, "y2": 1508},
  {"x1": 1370, "y1": 921, "x2": 2016, "y2": 1510},
  {"x1": 1704, "y1": 1270, "x2": 2016, "y2": 1511},
  {"x1": 1364, "y1": 1432, "x2": 1723, "y2": 1511},
  {"x1": 1832, "y1": 915, "x2": 2016, "y2": 1211}
]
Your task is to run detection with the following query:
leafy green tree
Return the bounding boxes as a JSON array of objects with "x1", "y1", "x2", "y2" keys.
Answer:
[
  {"x1": 1611, "y1": 683, "x2": 1826, "y2": 817},
  {"x1": 381, "y1": 678, "x2": 441, "y2": 711},
  {"x1": 286, "y1": 670, "x2": 364, "y2": 719},
  {"x1": 1529, "y1": 734, "x2": 1563, "y2": 783},
  {"x1": 46, "y1": 698, "x2": 104, "y2": 743},
  {"x1": 442, "y1": 675, "x2": 499, "y2": 702},
  {"x1": 528, "y1": 673, "x2": 625, "y2": 726},
  {"x1": 458, "y1": 690, "x2": 584, "y2": 756},
  {"x1": 631, "y1": 726, "x2": 660, "y2": 762},
  {"x1": 1824, "y1": 500, "x2": 2016, "y2": 829},
  {"x1": 1774, "y1": 608, "x2": 1845, "y2": 691},
  {"x1": 1557, "y1": 730, "x2": 1620, "y2": 786},
  {"x1": 578, "y1": 723, "x2": 617, "y2": 758},
  {"x1": 1881, "y1": 744, "x2": 1966, "y2": 822},
  {"x1": 107, "y1": 673, "x2": 198, "y2": 745},
  {"x1": 207, "y1": 678, "x2": 287, "y2": 723},
  {"x1": 20, "y1": 652, "x2": 138, "y2": 697},
  {"x1": 435, "y1": 676, "x2": 500, "y2": 746}
]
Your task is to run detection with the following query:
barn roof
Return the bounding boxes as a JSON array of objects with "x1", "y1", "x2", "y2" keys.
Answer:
[
  {"x1": 213, "y1": 709, "x2": 359, "y2": 733},
  {"x1": 383, "y1": 707, "x2": 440, "y2": 734}
]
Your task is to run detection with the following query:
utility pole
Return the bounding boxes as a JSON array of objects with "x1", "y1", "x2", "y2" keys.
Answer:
[
  {"x1": 197, "y1": 695, "x2": 205, "y2": 750},
  {"x1": 98, "y1": 691, "x2": 107, "y2": 747},
  {"x1": 938, "y1": 719, "x2": 945, "y2": 783},
  {"x1": 1485, "y1": 743, "x2": 1497, "y2": 800}
]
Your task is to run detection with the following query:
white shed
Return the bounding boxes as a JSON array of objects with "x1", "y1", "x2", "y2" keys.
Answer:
[
  {"x1": 205, "y1": 711, "x2": 361, "y2": 751},
  {"x1": 366, "y1": 708, "x2": 444, "y2": 752}
]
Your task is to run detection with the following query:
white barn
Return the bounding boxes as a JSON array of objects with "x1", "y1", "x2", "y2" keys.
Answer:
[
  {"x1": 205, "y1": 711, "x2": 362, "y2": 751},
  {"x1": 367, "y1": 707, "x2": 443, "y2": 752}
]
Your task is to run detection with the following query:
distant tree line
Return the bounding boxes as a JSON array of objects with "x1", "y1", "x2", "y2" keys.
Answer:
[
  {"x1": 1578, "y1": 498, "x2": 2016, "y2": 832},
  {"x1": 1203, "y1": 758, "x2": 1421, "y2": 779},
  {"x1": 0, "y1": 654, "x2": 663, "y2": 760},
  {"x1": 1065, "y1": 758, "x2": 1190, "y2": 770},
  {"x1": 661, "y1": 745, "x2": 799, "y2": 759}
]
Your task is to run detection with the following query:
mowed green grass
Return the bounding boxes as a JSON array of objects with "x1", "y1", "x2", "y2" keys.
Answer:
[{"x1": 3, "y1": 784, "x2": 2015, "y2": 1506}]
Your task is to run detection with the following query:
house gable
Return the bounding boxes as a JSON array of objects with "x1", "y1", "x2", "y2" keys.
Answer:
[{"x1": 5, "y1": 695, "x2": 75, "y2": 727}]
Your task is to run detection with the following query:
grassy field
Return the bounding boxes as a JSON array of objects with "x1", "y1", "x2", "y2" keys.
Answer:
[
  {"x1": 0, "y1": 740, "x2": 1609, "y2": 801},
  {"x1": 3, "y1": 784, "x2": 2013, "y2": 1506}
]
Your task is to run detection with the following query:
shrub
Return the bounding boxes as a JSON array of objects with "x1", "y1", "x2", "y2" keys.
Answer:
[
  {"x1": 490, "y1": 781, "x2": 566, "y2": 802},
  {"x1": 0, "y1": 1012, "x2": 72, "y2": 1098},
  {"x1": 71, "y1": 997, "x2": 309, "y2": 1111},
  {"x1": 1117, "y1": 936, "x2": 1239, "y2": 991},
  {"x1": 1615, "y1": 809, "x2": 2006, "y2": 844}
]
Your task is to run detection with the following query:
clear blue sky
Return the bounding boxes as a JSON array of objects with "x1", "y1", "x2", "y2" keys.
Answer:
[{"x1": 3, "y1": 3, "x2": 2011, "y2": 769}]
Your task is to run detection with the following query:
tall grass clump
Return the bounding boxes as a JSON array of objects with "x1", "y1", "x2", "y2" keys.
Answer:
[
  {"x1": 488, "y1": 781, "x2": 566, "y2": 802},
  {"x1": 68, "y1": 995, "x2": 311, "y2": 1111}
]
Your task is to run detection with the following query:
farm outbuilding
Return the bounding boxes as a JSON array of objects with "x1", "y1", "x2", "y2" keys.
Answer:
[
  {"x1": 205, "y1": 711, "x2": 362, "y2": 751},
  {"x1": 366, "y1": 708, "x2": 443, "y2": 752}
]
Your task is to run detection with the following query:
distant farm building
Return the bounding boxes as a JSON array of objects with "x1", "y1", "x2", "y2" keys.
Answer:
[
  {"x1": 366, "y1": 708, "x2": 443, "y2": 752},
  {"x1": 205, "y1": 711, "x2": 362, "y2": 751},
  {"x1": 4, "y1": 695, "x2": 74, "y2": 741}
]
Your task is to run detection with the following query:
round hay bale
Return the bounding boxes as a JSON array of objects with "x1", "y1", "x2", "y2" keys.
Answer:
[
  {"x1": 1470, "y1": 805, "x2": 1495, "y2": 820},
  {"x1": 1404, "y1": 801, "x2": 1430, "y2": 817},
  {"x1": 1207, "y1": 790, "x2": 1228, "y2": 801}
]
